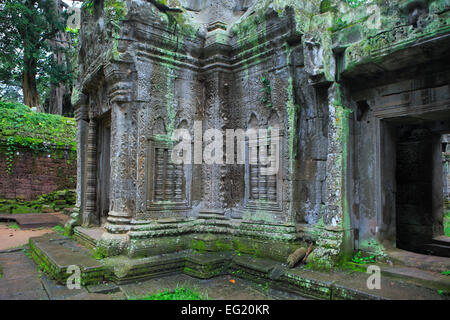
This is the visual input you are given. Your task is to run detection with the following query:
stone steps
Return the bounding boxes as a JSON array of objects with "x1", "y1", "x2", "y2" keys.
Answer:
[
  {"x1": 28, "y1": 234, "x2": 106, "y2": 286},
  {"x1": 27, "y1": 234, "x2": 449, "y2": 300},
  {"x1": 0, "y1": 213, "x2": 64, "y2": 229},
  {"x1": 73, "y1": 226, "x2": 104, "y2": 250}
]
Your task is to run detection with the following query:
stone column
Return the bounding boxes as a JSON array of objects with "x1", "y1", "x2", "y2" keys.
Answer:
[
  {"x1": 104, "y1": 103, "x2": 133, "y2": 234},
  {"x1": 201, "y1": 22, "x2": 232, "y2": 212},
  {"x1": 65, "y1": 95, "x2": 88, "y2": 234},
  {"x1": 83, "y1": 114, "x2": 98, "y2": 226}
]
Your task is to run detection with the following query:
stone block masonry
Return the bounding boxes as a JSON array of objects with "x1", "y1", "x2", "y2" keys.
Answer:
[{"x1": 0, "y1": 145, "x2": 76, "y2": 201}]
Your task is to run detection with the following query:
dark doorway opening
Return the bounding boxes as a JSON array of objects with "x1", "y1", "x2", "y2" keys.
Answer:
[
  {"x1": 96, "y1": 113, "x2": 111, "y2": 226},
  {"x1": 381, "y1": 118, "x2": 450, "y2": 257}
]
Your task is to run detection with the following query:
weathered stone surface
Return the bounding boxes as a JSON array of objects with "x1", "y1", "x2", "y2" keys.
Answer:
[{"x1": 70, "y1": 0, "x2": 450, "y2": 267}]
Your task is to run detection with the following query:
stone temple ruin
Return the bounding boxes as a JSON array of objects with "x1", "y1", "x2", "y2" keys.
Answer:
[{"x1": 60, "y1": 0, "x2": 450, "y2": 283}]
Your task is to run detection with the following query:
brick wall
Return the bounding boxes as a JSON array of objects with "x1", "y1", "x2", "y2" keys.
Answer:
[{"x1": 0, "y1": 144, "x2": 76, "y2": 200}]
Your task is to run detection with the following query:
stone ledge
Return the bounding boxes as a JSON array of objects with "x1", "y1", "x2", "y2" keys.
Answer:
[{"x1": 28, "y1": 235, "x2": 449, "y2": 300}]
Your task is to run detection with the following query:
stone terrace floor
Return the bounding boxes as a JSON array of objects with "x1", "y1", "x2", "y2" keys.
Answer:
[{"x1": 0, "y1": 248, "x2": 300, "y2": 300}]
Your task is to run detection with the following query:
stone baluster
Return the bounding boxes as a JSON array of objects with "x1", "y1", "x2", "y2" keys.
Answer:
[
  {"x1": 250, "y1": 144, "x2": 259, "y2": 200},
  {"x1": 174, "y1": 149, "x2": 183, "y2": 202},
  {"x1": 165, "y1": 148, "x2": 174, "y2": 200},
  {"x1": 259, "y1": 144, "x2": 268, "y2": 201},
  {"x1": 155, "y1": 147, "x2": 164, "y2": 201}
]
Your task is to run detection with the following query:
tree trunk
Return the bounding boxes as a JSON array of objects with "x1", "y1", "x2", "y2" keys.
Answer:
[{"x1": 22, "y1": 58, "x2": 42, "y2": 111}]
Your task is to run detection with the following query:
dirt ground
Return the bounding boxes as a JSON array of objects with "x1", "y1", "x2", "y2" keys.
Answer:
[{"x1": 0, "y1": 223, "x2": 54, "y2": 251}]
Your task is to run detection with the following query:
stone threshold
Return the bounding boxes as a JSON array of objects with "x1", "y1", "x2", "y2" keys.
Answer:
[{"x1": 27, "y1": 234, "x2": 449, "y2": 300}]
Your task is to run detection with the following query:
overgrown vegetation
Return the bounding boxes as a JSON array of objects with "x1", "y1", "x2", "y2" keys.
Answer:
[
  {"x1": 8, "y1": 222, "x2": 20, "y2": 230},
  {"x1": 345, "y1": 0, "x2": 368, "y2": 8},
  {"x1": 444, "y1": 211, "x2": 450, "y2": 237},
  {"x1": 92, "y1": 246, "x2": 109, "y2": 260},
  {"x1": 53, "y1": 225, "x2": 65, "y2": 236},
  {"x1": 351, "y1": 251, "x2": 376, "y2": 265},
  {"x1": 0, "y1": 100, "x2": 76, "y2": 155},
  {"x1": 129, "y1": 287, "x2": 208, "y2": 300},
  {"x1": 0, "y1": 0, "x2": 75, "y2": 109},
  {"x1": 0, "y1": 189, "x2": 76, "y2": 214}
]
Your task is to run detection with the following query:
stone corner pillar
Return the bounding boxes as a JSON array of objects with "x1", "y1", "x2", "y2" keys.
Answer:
[{"x1": 103, "y1": 102, "x2": 134, "y2": 234}]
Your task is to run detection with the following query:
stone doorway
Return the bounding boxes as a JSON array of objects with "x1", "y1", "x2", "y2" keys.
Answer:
[
  {"x1": 96, "y1": 113, "x2": 111, "y2": 226},
  {"x1": 380, "y1": 117, "x2": 450, "y2": 257}
]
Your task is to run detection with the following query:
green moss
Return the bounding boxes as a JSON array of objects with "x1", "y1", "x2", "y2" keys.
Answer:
[
  {"x1": 92, "y1": 246, "x2": 109, "y2": 260},
  {"x1": 0, "y1": 100, "x2": 76, "y2": 151},
  {"x1": 0, "y1": 190, "x2": 76, "y2": 214}
]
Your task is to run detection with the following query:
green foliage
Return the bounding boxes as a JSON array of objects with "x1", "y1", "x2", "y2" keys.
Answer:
[
  {"x1": 83, "y1": 0, "x2": 95, "y2": 15},
  {"x1": 53, "y1": 225, "x2": 65, "y2": 236},
  {"x1": 442, "y1": 270, "x2": 450, "y2": 276},
  {"x1": 351, "y1": 251, "x2": 375, "y2": 264},
  {"x1": 345, "y1": 0, "x2": 367, "y2": 8},
  {"x1": 129, "y1": 287, "x2": 208, "y2": 300},
  {"x1": 105, "y1": 0, "x2": 127, "y2": 32},
  {"x1": 8, "y1": 222, "x2": 20, "y2": 230},
  {"x1": 0, "y1": 189, "x2": 76, "y2": 214},
  {"x1": 0, "y1": 100, "x2": 76, "y2": 156},
  {"x1": 5, "y1": 136, "x2": 17, "y2": 174},
  {"x1": 92, "y1": 246, "x2": 109, "y2": 260},
  {"x1": 0, "y1": 0, "x2": 75, "y2": 105},
  {"x1": 444, "y1": 211, "x2": 450, "y2": 237}
]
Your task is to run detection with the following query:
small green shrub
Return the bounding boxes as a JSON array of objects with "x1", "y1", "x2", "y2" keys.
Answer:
[
  {"x1": 8, "y1": 222, "x2": 20, "y2": 230},
  {"x1": 129, "y1": 287, "x2": 208, "y2": 300},
  {"x1": 92, "y1": 246, "x2": 109, "y2": 260},
  {"x1": 53, "y1": 225, "x2": 65, "y2": 235},
  {"x1": 351, "y1": 251, "x2": 375, "y2": 264}
]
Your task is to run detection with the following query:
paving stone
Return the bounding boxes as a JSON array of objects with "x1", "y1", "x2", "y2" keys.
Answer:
[
  {"x1": 0, "y1": 251, "x2": 48, "y2": 300},
  {"x1": 86, "y1": 282, "x2": 121, "y2": 294},
  {"x1": 40, "y1": 274, "x2": 87, "y2": 300}
]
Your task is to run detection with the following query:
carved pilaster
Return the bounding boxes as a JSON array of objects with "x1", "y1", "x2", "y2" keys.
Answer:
[
  {"x1": 104, "y1": 103, "x2": 133, "y2": 234},
  {"x1": 83, "y1": 117, "x2": 98, "y2": 226}
]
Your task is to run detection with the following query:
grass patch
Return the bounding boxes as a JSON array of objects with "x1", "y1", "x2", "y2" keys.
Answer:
[
  {"x1": 128, "y1": 287, "x2": 208, "y2": 300},
  {"x1": 53, "y1": 225, "x2": 65, "y2": 235},
  {"x1": 8, "y1": 222, "x2": 20, "y2": 230}
]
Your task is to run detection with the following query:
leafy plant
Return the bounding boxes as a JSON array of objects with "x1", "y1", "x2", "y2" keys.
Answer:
[
  {"x1": 5, "y1": 136, "x2": 17, "y2": 174},
  {"x1": 345, "y1": 0, "x2": 367, "y2": 8},
  {"x1": 83, "y1": 0, "x2": 95, "y2": 15},
  {"x1": 92, "y1": 246, "x2": 109, "y2": 260},
  {"x1": 260, "y1": 76, "x2": 272, "y2": 108},
  {"x1": 129, "y1": 287, "x2": 208, "y2": 300},
  {"x1": 351, "y1": 251, "x2": 375, "y2": 264},
  {"x1": 53, "y1": 225, "x2": 65, "y2": 236},
  {"x1": 8, "y1": 222, "x2": 20, "y2": 230}
]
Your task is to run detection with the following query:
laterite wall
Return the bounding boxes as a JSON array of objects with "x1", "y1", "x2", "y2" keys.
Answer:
[{"x1": 0, "y1": 144, "x2": 76, "y2": 200}]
